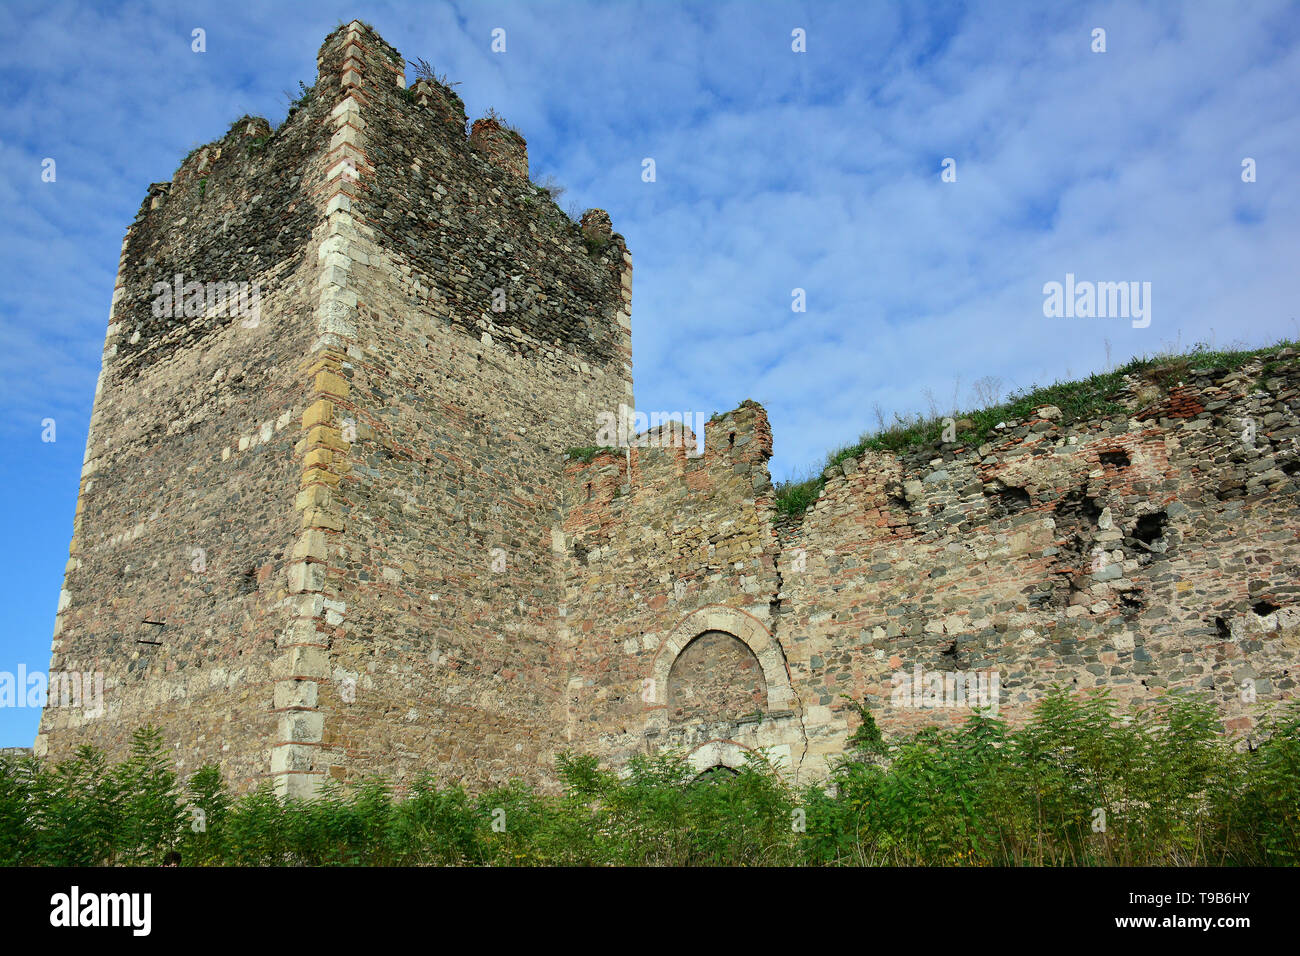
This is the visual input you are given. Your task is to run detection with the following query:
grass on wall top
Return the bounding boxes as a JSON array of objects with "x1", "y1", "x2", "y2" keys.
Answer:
[{"x1": 773, "y1": 338, "x2": 1299, "y2": 521}]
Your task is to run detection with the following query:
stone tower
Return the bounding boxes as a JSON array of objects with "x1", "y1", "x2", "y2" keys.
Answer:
[{"x1": 39, "y1": 21, "x2": 633, "y2": 796}]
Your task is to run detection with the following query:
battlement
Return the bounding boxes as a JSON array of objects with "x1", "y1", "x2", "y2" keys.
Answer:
[
  {"x1": 469, "y1": 118, "x2": 529, "y2": 179},
  {"x1": 105, "y1": 19, "x2": 628, "y2": 383},
  {"x1": 316, "y1": 20, "x2": 405, "y2": 92},
  {"x1": 562, "y1": 400, "x2": 772, "y2": 519},
  {"x1": 408, "y1": 77, "x2": 468, "y2": 132}
]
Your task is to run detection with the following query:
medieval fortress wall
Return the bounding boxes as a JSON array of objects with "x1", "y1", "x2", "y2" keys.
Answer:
[
  {"x1": 39, "y1": 22, "x2": 1300, "y2": 794},
  {"x1": 564, "y1": 365, "x2": 1300, "y2": 782}
]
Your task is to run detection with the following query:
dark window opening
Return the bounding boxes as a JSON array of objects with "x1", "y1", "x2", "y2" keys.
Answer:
[
  {"x1": 138, "y1": 620, "x2": 165, "y2": 646},
  {"x1": 237, "y1": 566, "x2": 259, "y2": 595},
  {"x1": 691, "y1": 765, "x2": 740, "y2": 786}
]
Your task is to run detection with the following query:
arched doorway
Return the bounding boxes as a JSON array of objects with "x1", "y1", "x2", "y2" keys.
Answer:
[{"x1": 643, "y1": 605, "x2": 807, "y2": 779}]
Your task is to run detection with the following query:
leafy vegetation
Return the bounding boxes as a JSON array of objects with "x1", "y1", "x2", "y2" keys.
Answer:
[
  {"x1": 774, "y1": 339, "x2": 1299, "y2": 520},
  {"x1": 481, "y1": 106, "x2": 524, "y2": 142},
  {"x1": 282, "y1": 80, "x2": 313, "y2": 116},
  {"x1": 564, "y1": 446, "x2": 620, "y2": 464},
  {"x1": 2, "y1": 690, "x2": 1296, "y2": 866}
]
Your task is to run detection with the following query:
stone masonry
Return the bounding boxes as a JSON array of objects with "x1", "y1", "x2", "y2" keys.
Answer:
[
  {"x1": 39, "y1": 22, "x2": 1300, "y2": 794},
  {"x1": 562, "y1": 366, "x2": 1300, "y2": 782}
]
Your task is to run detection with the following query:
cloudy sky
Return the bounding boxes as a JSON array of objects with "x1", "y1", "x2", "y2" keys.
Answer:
[{"x1": 1, "y1": 0, "x2": 1297, "y2": 744}]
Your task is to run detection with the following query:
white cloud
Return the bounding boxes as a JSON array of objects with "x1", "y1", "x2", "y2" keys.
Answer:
[{"x1": 1, "y1": 0, "x2": 1296, "y2": 486}]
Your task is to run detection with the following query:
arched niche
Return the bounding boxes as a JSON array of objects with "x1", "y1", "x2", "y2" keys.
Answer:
[
  {"x1": 645, "y1": 605, "x2": 796, "y2": 732},
  {"x1": 667, "y1": 630, "x2": 767, "y2": 723}
]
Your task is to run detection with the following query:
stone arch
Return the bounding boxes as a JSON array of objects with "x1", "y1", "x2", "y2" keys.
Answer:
[
  {"x1": 687, "y1": 739, "x2": 753, "y2": 775},
  {"x1": 645, "y1": 605, "x2": 796, "y2": 729}
]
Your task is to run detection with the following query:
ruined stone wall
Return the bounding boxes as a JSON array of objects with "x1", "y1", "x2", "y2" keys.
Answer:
[
  {"x1": 37, "y1": 73, "x2": 339, "y2": 790},
  {"x1": 270, "y1": 24, "x2": 633, "y2": 792},
  {"x1": 558, "y1": 403, "x2": 809, "y2": 776},
  {"x1": 563, "y1": 354, "x2": 1300, "y2": 783},
  {"x1": 777, "y1": 353, "x2": 1300, "y2": 775}
]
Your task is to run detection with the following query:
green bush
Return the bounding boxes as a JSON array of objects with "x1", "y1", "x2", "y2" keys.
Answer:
[
  {"x1": 809, "y1": 689, "x2": 1298, "y2": 866},
  {"x1": 1, "y1": 693, "x2": 1295, "y2": 866}
]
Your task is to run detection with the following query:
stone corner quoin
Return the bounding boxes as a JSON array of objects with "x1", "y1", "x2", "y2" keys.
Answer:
[{"x1": 36, "y1": 20, "x2": 1300, "y2": 795}]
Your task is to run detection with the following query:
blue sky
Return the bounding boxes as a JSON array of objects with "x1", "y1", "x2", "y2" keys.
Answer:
[{"x1": 1, "y1": 0, "x2": 1298, "y2": 745}]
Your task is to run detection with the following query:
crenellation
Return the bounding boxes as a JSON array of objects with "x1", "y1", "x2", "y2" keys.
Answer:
[{"x1": 469, "y1": 117, "x2": 529, "y2": 180}]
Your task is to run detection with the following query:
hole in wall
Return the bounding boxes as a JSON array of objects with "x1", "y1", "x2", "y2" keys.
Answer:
[
  {"x1": 884, "y1": 478, "x2": 910, "y2": 509},
  {"x1": 1132, "y1": 511, "x2": 1168, "y2": 547},
  {"x1": 1099, "y1": 450, "x2": 1131, "y2": 469},
  {"x1": 1049, "y1": 486, "x2": 1105, "y2": 607},
  {"x1": 1253, "y1": 599, "x2": 1280, "y2": 616},
  {"x1": 985, "y1": 481, "x2": 1031, "y2": 516},
  {"x1": 237, "y1": 566, "x2": 260, "y2": 595},
  {"x1": 1055, "y1": 487, "x2": 1103, "y2": 525},
  {"x1": 1214, "y1": 616, "x2": 1231, "y2": 638}
]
